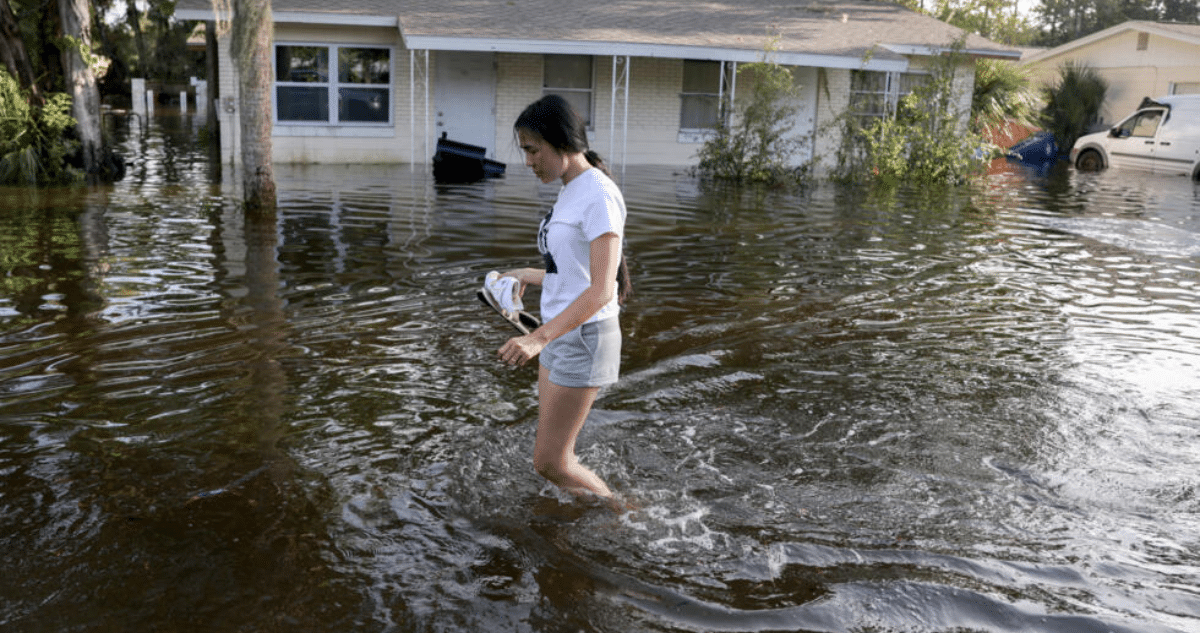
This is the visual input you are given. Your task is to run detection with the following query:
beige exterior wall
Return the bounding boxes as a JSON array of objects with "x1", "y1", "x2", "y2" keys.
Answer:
[
  {"x1": 214, "y1": 29, "x2": 237, "y2": 165},
  {"x1": 1024, "y1": 29, "x2": 1200, "y2": 124}
]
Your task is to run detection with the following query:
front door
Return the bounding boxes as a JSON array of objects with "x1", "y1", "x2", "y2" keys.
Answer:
[{"x1": 434, "y1": 51, "x2": 497, "y2": 157}]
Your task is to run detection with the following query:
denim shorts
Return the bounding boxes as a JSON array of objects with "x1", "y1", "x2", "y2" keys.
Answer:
[{"x1": 540, "y1": 317, "x2": 621, "y2": 388}]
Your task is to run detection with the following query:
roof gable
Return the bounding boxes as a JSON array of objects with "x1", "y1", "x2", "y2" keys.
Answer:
[{"x1": 1023, "y1": 20, "x2": 1200, "y2": 65}]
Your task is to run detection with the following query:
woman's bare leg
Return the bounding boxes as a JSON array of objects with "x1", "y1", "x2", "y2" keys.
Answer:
[{"x1": 533, "y1": 365, "x2": 613, "y2": 498}]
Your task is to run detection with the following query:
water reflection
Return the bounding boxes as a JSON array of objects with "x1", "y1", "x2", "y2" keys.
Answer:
[{"x1": 1, "y1": 116, "x2": 1198, "y2": 632}]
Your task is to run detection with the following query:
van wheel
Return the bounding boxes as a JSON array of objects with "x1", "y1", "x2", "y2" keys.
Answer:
[{"x1": 1075, "y1": 150, "x2": 1104, "y2": 172}]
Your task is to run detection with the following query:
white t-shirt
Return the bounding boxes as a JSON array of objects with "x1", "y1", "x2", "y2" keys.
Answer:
[{"x1": 537, "y1": 167, "x2": 626, "y2": 323}]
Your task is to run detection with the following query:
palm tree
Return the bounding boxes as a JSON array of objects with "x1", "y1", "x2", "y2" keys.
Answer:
[
  {"x1": 1041, "y1": 62, "x2": 1108, "y2": 154},
  {"x1": 971, "y1": 58, "x2": 1039, "y2": 138}
]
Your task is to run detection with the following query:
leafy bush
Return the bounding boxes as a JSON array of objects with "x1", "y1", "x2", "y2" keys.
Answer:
[
  {"x1": 0, "y1": 68, "x2": 81, "y2": 185},
  {"x1": 695, "y1": 51, "x2": 809, "y2": 186},
  {"x1": 832, "y1": 43, "x2": 990, "y2": 185}
]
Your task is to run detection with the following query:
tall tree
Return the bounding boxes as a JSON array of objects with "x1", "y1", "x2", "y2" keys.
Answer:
[
  {"x1": 230, "y1": 0, "x2": 275, "y2": 213},
  {"x1": 930, "y1": 0, "x2": 1033, "y2": 45},
  {"x1": 0, "y1": 0, "x2": 38, "y2": 102},
  {"x1": 1032, "y1": 0, "x2": 1199, "y2": 46},
  {"x1": 57, "y1": 0, "x2": 102, "y2": 175},
  {"x1": 1160, "y1": 0, "x2": 1199, "y2": 22},
  {"x1": 125, "y1": 0, "x2": 148, "y2": 75}
]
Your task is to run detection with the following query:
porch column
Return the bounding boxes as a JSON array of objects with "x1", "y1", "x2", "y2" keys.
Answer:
[
  {"x1": 721, "y1": 61, "x2": 737, "y2": 126},
  {"x1": 609, "y1": 55, "x2": 630, "y2": 181},
  {"x1": 409, "y1": 49, "x2": 430, "y2": 170}
]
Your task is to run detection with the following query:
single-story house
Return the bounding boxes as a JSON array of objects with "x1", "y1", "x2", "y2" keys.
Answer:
[
  {"x1": 1022, "y1": 21, "x2": 1200, "y2": 126},
  {"x1": 173, "y1": 0, "x2": 1018, "y2": 174}
]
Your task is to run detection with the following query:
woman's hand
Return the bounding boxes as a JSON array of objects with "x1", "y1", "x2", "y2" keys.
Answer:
[
  {"x1": 501, "y1": 267, "x2": 544, "y2": 299},
  {"x1": 498, "y1": 332, "x2": 547, "y2": 367}
]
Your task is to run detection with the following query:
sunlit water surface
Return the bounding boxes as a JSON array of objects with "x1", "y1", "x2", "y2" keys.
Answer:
[{"x1": 1, "y1": 115, "x2": 1198, "y2": 632}]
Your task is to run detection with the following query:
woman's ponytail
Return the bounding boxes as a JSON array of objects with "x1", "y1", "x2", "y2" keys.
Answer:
[{"x1": 584, "y1": 149, "x2": 614, "y2": 180}]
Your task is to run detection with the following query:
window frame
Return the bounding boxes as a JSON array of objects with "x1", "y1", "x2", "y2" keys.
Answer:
[
  {"x1": 679, "y1": 59, "x2": 733, "y2": 132},
  {"x1": 849, "y1": 70, "x2": 929, "y2": 125},
  {"x1": 1113, "y1": 109, "x2": 1165, "y2": 138},
  {"x1": 1170, "y1": 81, "x2": 1200, "y2": 95},
  {"x1": 678, "y1": 59, "x2": 738, "y2": 144},
  {"x1": 273, "y1": 42, "x2": 394, "y2": 127},
  {"x1": 542, "y1": 54, "x2": 595, "y2": 128}
]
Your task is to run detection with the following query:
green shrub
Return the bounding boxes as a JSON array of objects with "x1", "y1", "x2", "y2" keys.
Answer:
[
  {"x1": 0, "y1": 68, "x2": 82, "y2": 186},
  {"x1": 1041, "y1": 62, "x2": 1107, "y2": 153},
  {"x1": 832, "y1": 40, "x2": 990, "y2": 185},
  {"x1": 695, "y1": 50, "x2": 809, "y2": 186}
]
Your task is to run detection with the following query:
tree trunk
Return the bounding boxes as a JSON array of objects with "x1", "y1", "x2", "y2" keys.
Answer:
[
  {"x1": 0, "y1": 0, "x2": 39, "y2": 103},
  {"x1": 57, "y1": 0, "x2": 102, "y2": 175},
  {"x1": 231, "y1": 0, "x2": 275, "y2": 214},
  {"x1": 205, "y1": 20, "x2": 219, "y2": 136}
]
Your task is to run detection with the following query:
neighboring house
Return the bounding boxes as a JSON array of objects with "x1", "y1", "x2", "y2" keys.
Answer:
[
  {"x1": 174, "y1": 0, "x2": 1017, "y2": 173},
  {"x1": 1022, "y1": 21, "x2": 1200, "y2": 126}
]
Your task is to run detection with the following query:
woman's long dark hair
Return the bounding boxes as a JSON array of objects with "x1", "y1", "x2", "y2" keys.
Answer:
[{"x1": 515, "y1": 95, "x2": 631, "y2": 304}]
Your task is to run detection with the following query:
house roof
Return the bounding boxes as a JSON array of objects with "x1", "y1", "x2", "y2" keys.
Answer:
[
  {"x1": 1022, "y1": 20, "x2": 1200, "y2": 65},
  {"x1": 175, "y1": 0, "x2": 1019, "y2": 71}
]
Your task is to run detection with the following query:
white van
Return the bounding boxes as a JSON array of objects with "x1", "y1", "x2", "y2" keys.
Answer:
[{"x1": 1070, "y1": 94, "x2": 1200, "y2": 180}]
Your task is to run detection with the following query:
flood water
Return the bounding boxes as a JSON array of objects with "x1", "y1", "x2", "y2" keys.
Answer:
[{"x1": 2, "y1": 114, "x2": 1199, "y2": 633}]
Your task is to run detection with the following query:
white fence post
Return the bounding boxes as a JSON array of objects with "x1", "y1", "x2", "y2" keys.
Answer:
[{"x1": 132, "y1": 78, "x2": 146, "y2": 117}]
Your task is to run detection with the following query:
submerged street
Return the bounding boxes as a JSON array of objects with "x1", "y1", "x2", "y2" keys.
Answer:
[{"x1": 1, "y1": 115, "x2": 1198, "y2": 632}]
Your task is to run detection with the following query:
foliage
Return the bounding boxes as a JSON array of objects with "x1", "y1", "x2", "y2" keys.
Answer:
[
  {"x1": 899, "y1": 0, "x2": 1197, "y2": 49},
  {"x1": 1032, "y1": 0, "x2": 1198, "y2": 47},
  {"x1": 1040, "y1": 62, "x2": 1107, "y2": 153},
  {"x1": 0, "y1": 68, "x2": 82, "y2": 185},
  {"x1": 971, "y1": 58, "x2": 1040, "y2": 136},
  {"x1": 832, "y1": 42, "x2": 990, "y2": 186},
  {"x1": 899, "y1": 0, "x2": 1036, "y2": 46},
  {"x1": 694, "y1": 49, "x2": 809, "y2": 186},
  {"x1": 85, "y1": 0, "x2": 206, "y2": 103}
]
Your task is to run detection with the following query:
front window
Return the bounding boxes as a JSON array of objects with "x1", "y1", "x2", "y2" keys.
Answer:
[
  {"x1": 1170, "y1": 82, "x2": 1200, "y2": 95},
  {"x1": 849, "y1": 70, "x2": 928, "y2": 125},
  {"x1": 275, "y1": 44, "x2": 392, "y2": 125},
  {"x1": 680, "y1": 60, "x2": 725, "y2": 130},
  {"x1": 849, "y1": 70, "x2": 890, "y2": 123},
  {"x1": 543, "y1": 55, "x2": 594, "y2": 127}
]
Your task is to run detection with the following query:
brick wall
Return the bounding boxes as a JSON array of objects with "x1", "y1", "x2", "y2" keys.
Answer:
[
  {"x1": 493, "y1": 55, "x2": 698, "y2": 168},
  {"x1": 494, "y1": 53, "x2": 544, "y2": 166}
]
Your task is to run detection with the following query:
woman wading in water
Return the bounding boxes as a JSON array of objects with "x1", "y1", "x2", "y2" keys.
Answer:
[{"x1": 498, "y1": 95, "x2": 630, "y2": 500}]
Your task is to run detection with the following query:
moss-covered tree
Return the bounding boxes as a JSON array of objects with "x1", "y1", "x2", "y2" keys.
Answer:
[{"x1": 230, "y1": 0, "x2": 275, "y2": 213}]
